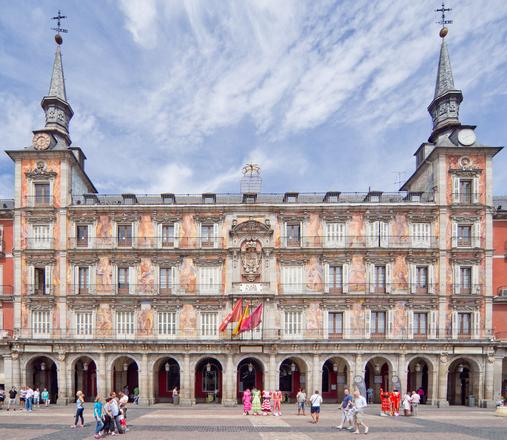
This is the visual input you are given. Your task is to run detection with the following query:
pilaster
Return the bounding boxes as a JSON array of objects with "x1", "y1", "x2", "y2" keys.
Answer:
[
  {"x1": 57, "y1": 353, "x2": 68, "y2": 405},
  {"x1": 179, "y1": 353, "x2": 194, "y2": 406},
  {"x1": 436, "y1": 354, "x2": 449, "y2": 407},
  {"x1": 222, "y1": 353, "x2": 236, "y2": 406},
  {"x1": 139, "y1": 353, "x2": 150, "y2": 404},
  {"x1": 98, "y1": 352, "x2": 106, "y2": 397}
]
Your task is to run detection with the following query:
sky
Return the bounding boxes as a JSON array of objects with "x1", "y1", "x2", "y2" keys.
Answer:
[{"x1": 0, "y1": 0, "x2": 506, "y2": 197}]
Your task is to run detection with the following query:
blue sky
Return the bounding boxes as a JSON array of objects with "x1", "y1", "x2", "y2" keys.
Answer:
[{"x1": 0, "y1": 0, "x2": 506, "y2": 197}]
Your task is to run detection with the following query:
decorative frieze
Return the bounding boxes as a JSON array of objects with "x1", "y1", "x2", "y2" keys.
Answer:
[
  {"x1": 25, "y1": 254, "x2": 56, "y2": 266},
  {"x1": 68, "y1": 254, "x2": 99, "y2": 265},
  {"x1": 25, "y1": 161, "x2": 57, "y2": 179},
  {"x1": 194, "y1": 257, "x2": 224, "y2": 266},
  {"x1": 194, "y1": 214, "x2": 225, "y2": 224},
  {"x1": 364, "y1": 209, "x2": 394, "y2": 222},
  {"x1": 25, "y1": 211, "x2": 56, "y2": 223},
  {"x1": 110, "y1": 211, "x2": 142, "y2": 223},
  {"x1": 110, "y1": 255, "x2": 141, "y2": 265},
  {"x1": 230, "y1": 218, "x2": 273, "y2": 237},
  {"x1": 150, "y1": 255, "x2": 182, "y2": 266},
  {"x1": 151, "y1": 212, "x2": 181, "y2": 223},
  {"x1": 69, "y1": 211, "x2": 98, "y2": 224}
]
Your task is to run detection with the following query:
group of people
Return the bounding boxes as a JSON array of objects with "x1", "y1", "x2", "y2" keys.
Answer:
[
  {"x1": 379, "y1": 388, "x2": 421, "y2": 417},
  {"x1": 242, "y1": 389, "x2": 283, "y2": 416},
  {"x1": 336, "y1": 388, "x2": 369, "y2": 434},
  {"x1": 0, "y1": 386, "x2": 50, "y2": 411}
]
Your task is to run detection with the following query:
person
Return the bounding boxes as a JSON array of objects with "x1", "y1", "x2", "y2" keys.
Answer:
[
  {"x1": 172, "y1": 386, "x2": 179, "y2": 405},
  {"x1": 417, "y1": 387, "x2": 425, "y2": 404},
  {"x1": 103, "y1": 397, "x2": 114, "y2": 435},
  {"x1": 261, "y1": 389, "x2": 272, "y2": 415},
  {"x1": 7, "y1": 387, "x2": 17, "y2": 411},
  {"x1": 0, "y1": 386, "x2": 5, "y2": 410},
  {"x1": 379, "y1": 388, "x2": 390, "y2": 416},
  {"x1": 123, "y1": 385, "x2": 129, "y2": 399},
  {"x1": 309, "y1": 390, "x2": 323, "y2": 424},
  {"x1": 93, "y1": 395, "x2": 104, "y2": 439},
  {"x1": 251, "y1": 388, "x2": 262, "y2": 415},
  {"x1": 296, "y1": 388, "x2": 306, "y2": 416},
  {"x1": 271, "y1": 389, "x2": 282, "y2": 416},
  {"x1": 71, "y1": 390, "x2": 85, "y2": 428},
  {"x1": 33, "y1": 388, "x2": 40, "y2": 408},
  {"x1": 133, "y1": 386, "x2": 140, "y2": 405},
  {"x1": 411, "y1": 390, "x2": 420, "y2": 416},
  {"x1": 19, "y1": 386, "x2": 26, "y2": 410},
  {"x1": 336, "y1": 387, "x2": 354, "y2": 430},
  {"x1": 366, "y1": 387, "x2": 373, "y2": 404},
  {"x1": 390, "y1": 389, "x2": 400, "y2": 416},
  {"x1": 41, "y1": 388, "x2": 50, "y2": 407},
  {"x1": 25, "y1": 386, "x2": 33, "y2": 412},
  {"x1": 109, "y1": 392, "x2": 122, "y2": 434},
  {"x1": 402, "y1": 392, "x2": 411, "y2": 416},
  {"x1": 351, "y1": 390, "x2": 369, "y2": 434},
  {"x1": 242, "y1": 388, "x2": 252, "y2": 415},
  {"x1": 119, "y1": 391, "x2": 129, "y2": 431}
]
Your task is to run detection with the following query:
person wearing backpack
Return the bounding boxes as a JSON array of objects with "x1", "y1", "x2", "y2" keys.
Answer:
[{"x1": 309, "y1": 390, "x2": 323, "y2": 424}]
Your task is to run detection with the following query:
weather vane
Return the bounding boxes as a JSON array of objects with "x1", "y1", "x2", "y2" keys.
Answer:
[
  {"x1": 51, "y1": 10, "x2": 68, "y2": 45},
  {"x1": 435, "y1": 1, "x2": 452, "y2": 38},
  {"x1": 242, "y1": 164, "x2": 261, "y2": 176}
]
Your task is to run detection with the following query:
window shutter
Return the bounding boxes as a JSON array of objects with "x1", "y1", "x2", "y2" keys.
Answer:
[
  {"x1": 132, "y1": 222, "x2": 137, "y2": 247},
  {"x1": 452, "y1": 222, "x2": 458, "y2": 247},
  {"x1": 28, "y1": 266, "x2": 35, "y2": 294},
  {"x1": 472, "y1": 222, "x2": 480, "y2": 248},
  {"x1": 323, "y1": 264, "x2": 329, "y2": 293},
  {"x1": 472, "y1": 177, "x2": 479, "y2": 203},
  {"x1": 343, "y1": 310, "x2": 350, "y2": 339},
  {"x1": 45, "y1": 265, "x2": 52, "y2": 295},
  {"x1": 113, "y1": 266, "x2": 118, "y2": 294},
  {"x1": 366, "y1": 221, "x2": 373, "y2": 247},
  {"x1": 428, "y1": 264, "x2": 435, "y2": 294},
  {"x1": 282, "y1": 222, "x2": 287, "y2": 247},
  {"x1": 452, "y1": 176, "x2": 460, "y2": 203},
  {"x1": 157, "y1": 223, "x2": 162, "y2": 248},
  {"x1": 298, "y1": 266, "x2": 304, "y2": 292},
  {"x1": 387, "y1": 309, "x2": 394, "y2": 338},
  {"x1": 300, "y1": 221, "x2": 305, "y2": 247},
  {"x1": 342, "y1": 263, "x2": 349, "y2": 293},
  {"x1": 380, "y1": 221, "x2": 389, "y2": 248},
  {"x1": 385, "y1": 263, "x2": 392, "y2": 293},
  {"x1": 89, "y1": 265, "x2": 96, "y2": 294},
  {"x1": 174, "y1": 222, "x2": 180, "y2": 248},
  {"x1": 88, "y1": 224, "x2": 94, "y2": 248},
  {"x1": 73, "y1": 266, "x2": 79, "y2": 295},
  {"x1": 406, "y1": 310, "x2": 414, "y2": 339},
  {"x1": 472, "y1": 310, "x2": 480, "y2": 339},
  {"x1": 451, "y1": 311, "x2": 458, "y2": 339},
  {"x1": 213, "y1": 223, "x2": 219, "y2": 248},
  {"x1": 454, "y1": 265, "x2": 461, "y2": 294},
  {"x1": 472, "y1": 265, "x2": 479, "y2": 294},
  {"x1": 429, "y1": 310, "x2": 437, "y2": 339},
  {"x1": 171, "y1": 266, "x2": 179, "y2": 291},
  {"x1": 410, "y1": 264, "x2": 416, "y2": 294},
  {"x1": 369, "y1": 264, "x2": 375, "y2": 293},
  {"x1": 364, "y1": 309, "x2": 371, "y2": 339},
  {"x1": 410, "y1": 223, "x2": 416, "y2": 247},
  {"x1": 128, "y1": 267, "x2": 136, "y2": 294}
]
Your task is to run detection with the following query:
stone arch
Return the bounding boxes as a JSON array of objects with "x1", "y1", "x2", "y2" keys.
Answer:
[
  {"x1": 70, "y1": 355, "x2": 98, "y2": 402},
  {"x1": 25, "y1": 354, "x2": 59, "y2": 404},
  {"x1": 195, "y1": 357, "x2": 223, "y2": 403},
  {"x1": 447, "y1": 356, "x2": 482, "y2": 406},
  {"x1": 321, "y1": 356, "x2": 351, "y2": 402},
  {"x1": 236, "y1": 356, "x2": 265, "y2": 402},
  {"x1": 110, "y1": 355, "x2": 139, "y2": 399},
  {"x1": 406, "y1": 355, "x2": 436, "y2": 404},
  {"x1": 363, "y1": 356, "x2": 394, "y2": 403},
  {"x1": 152, "y1": 356, "x2": 181, "y2": 403},
  {"x1": 278, "y1": 356, "x2": 309, "y2": 402}
]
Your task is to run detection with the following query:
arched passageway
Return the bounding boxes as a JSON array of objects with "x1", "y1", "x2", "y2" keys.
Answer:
[
  {"x1": 407, "y1": 357, "x2": 430, "y2": 404},
  {"x1": 279, "y1": 357, "x2": 307, "y2": 402},
  {"x1": 322, "y1": 357, "x2": 349, "y2": 402},
  {"x1": 73, "y1": 356, "x2": 97, "y2": 402},
  {"x1": 153, "y1": 357, "x2": 180, "y2": 403},
  {"x1": 195, "y1": 358, "x2": 222, "y2": 403},
  {"x1": 237, "y1": 357, "x2": 264, "y2": 402},
  {"x1": 26, "y1": 356, "x2": 58, "y2": 404},
  {"x1": 112, "y1": 356, "x2": 139, "y2": 400},
  {"x1": 447, "y1": 358, "x2": 480, "y2": 406},
  {"x1": 364, "y1": 357, "x2": 391, "y2": 403}
]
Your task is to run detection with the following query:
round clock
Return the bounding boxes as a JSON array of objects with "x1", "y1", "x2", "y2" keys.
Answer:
[
  {"x1": 32, "y1": 133, "x2": 51, "y2": 151},
  {"x1": 457, "y1": 129, "x2": 476, "y2": 146}
]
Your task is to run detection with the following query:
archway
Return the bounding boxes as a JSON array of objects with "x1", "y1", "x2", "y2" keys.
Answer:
[
  {"x1": 26, "y1": 356, "x2": 58, "y2": 404},
  {"x1": 364, "y1": 357, "x2": 391, "y2": 403},
  {"x1": 112, "y1": 356, "x2": 139, "y2": 400},
  {"x1": 322, "y1": 357, "x2": 349, "y2": 402},
  {"x1": 279, "y1": 357, "x2": 308, "y2": 402},
  {"x1": 195, "y1": 357, "x2": 222, "y2": 403},
  {"x1": 407, "y1": 357, "x2": 430, "y2": 404},
  {"x1": 154, "y1": 357, "x2": 180, "y2": 403},
  {"x1": 447, "y1": 358, "x2": 480, "y2": 406},
  {"x1": 73, "y1": 356, "x2": 97, "y2": 402},
  {"x1": 237, "y1": 357, "x2": 264, "y2": 402}
]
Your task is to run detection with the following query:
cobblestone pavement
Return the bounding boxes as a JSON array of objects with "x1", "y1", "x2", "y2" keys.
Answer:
[{"x1": 0, "y1": 404, "x2": 505, "y2": 440}]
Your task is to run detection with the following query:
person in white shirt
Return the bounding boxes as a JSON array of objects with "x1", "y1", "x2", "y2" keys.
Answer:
[
  {"x1": 351, "y1": 390, "x2": 368, "y2": 435},
  {"x1": 309, "y1": 390, "x2": 323, "y2": 424},
  {"x1": 410, "y1": 390, "x2": 420, "y2": 416},
  {"x1": 402, "y1": 393, "x2": 412, "y2": 416},
  {"x1": 25, "y1": 387, "x2": 34, "y2": 412},
  {"x1": 33, "y1": 388, "x2": 40, "y2": 407}
]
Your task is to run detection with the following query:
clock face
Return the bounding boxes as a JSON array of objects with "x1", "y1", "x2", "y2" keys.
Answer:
[
  {"x1": 32, "y1": 133, "x2": 51, "y2": 150},
  {"x1": 457, "y1": 129, "x2": 476, "y2": 146}
]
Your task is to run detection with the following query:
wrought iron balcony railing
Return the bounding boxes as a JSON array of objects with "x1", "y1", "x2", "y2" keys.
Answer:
[
  {"x1": 23, "y1": 195, "x2": 57, "y2": 208},
  {"x1": 25, "y1": 238, "x2": 56, "y2": 249},
  {"x1": 68, "y1": 236, "x2": 225, "y2": 249},
  {"x1": 280, "y1": 235, "x2": 439, "y2": 249}
]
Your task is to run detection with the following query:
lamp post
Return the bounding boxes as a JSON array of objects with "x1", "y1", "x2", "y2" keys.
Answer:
[
  {"x1": 41, "y1": 361, "x2": 46, "y2": 371},
  {"x1": 248, "y1": 362, "x2": 253, "y2": 373},
  {"x1": 165, "y1": 362, "x2": 170, "y2": 372},
  {"x1": 290, "y1": 362, "x2": 296, "y2": 373}
]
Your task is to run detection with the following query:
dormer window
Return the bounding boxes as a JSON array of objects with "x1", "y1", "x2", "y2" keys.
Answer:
[
  {"x1": 365, "y1": 191, "x2": 382, "y2": 203},
  {"x1": 407, "y1": 192, "x2": 423, "y2": 202},
  {"x1": 202, "y1": 193, "x2": 216, "y2": 204},
  {"x1": 283, "y1": 192, "x2": 298, "y2": 203},
  {"x1": 161, "y1": 193, "x2": 175, "y2": 204},
  {"x1": 324, "y1": 192, "x2": 340, "y2": 203},
  {"x1": 122, "y1": 194, "x2": 137, "y2": 205},
  {"x1": 242, "y1": 193, "x2": 257, "y2": 204},
  {"x1": 84, "y1": 194, "x2": 99, "y2": 205}
]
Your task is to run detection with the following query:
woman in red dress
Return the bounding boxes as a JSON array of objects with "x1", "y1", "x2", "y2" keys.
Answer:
[{"x1": 380, "y1": 388, "x2": 391, "y2": 416}]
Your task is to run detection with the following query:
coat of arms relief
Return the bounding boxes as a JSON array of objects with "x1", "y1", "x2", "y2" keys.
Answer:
[{"x1": 240, "y1": 240, "x2": 262, "y2": 282}]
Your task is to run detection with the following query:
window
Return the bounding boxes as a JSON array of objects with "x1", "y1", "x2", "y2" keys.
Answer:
[
  {"x1": 34, "y1": 183, "x2": 50, "y2": 206},
  {"x1": 198, "y1": 266, "x2": 221, "y2": 294},
  {"x1": 411, "y1": 223, "x2": 431, "y2": 247},
  {"x1": 161, "y1": 224, "x2": 174, "y2": 247},
  {"x1": 116, "y1": 311, "x2": 135, "y2": 337},
  {"x1": 284, "y1": 311, "x2": 303, "y2": 338},
  {"x1": 200, "y1": 312, "x2": 218, "y2": 338},
  {"x1": 78, "y1": 267, "x2": 89, "y2": 294},
  {"x1": 32, "y1": 224, "x2": 51, "y2": 249},
  {"x1": 118, "y1": 267, "x2": 130, "y2": 294},
  {"x1": 460, "y1": 267, "x2": 472, "y2": 294},
  {"x1": 158, "y1": 311, "x2": 176, "y2": 337},
  {"x1": 32, "y1": 310, "x2": 51, "y2": 337},
  {"x1": 458, "y1": 312, "x2": 471, "y2": 337},
  {"x1": 328, "y1": 312, "x2": 343, "y2": 337},
  {"x1": 413, "y1": 313, "x2": 427, "y2": 337},
  {"x1": 459, "y1": 179, "x2": 472, "y2": 204},
  {"x1": 329, "y1": 266, "x2": 343, "y2": 293},
  {"x1": 202, "y1": 194, "x2": 216, "y2": 204},
  {"x1": 159, "y1": 267, "x2": 173, "y2": 294},
  {"x1": 34, "y1": 267, "x2": 46, "y2": 294},
  {"x1": 201, "y1": 224, "x2": 215, "y2": 247},
  {"x1": 457, "y1": 225, "x2": 472, "y2": 247},
  {"x1": 374, "y1": 265, "x2": 386, "y2": 293},
  {"x1": 371, "y1": 311, "x2": 386, "y2": 336},
  {"x1": 286, "y1": 223, "x2": 301, "y2": 247},
  {"x1": 416, "y1": 266, "x2": 428, "y2": 293},
  {"x1": 326, "y1": 222, "x2": 346, "y2": 247},
  {"x1": 367, "y1": 221, "x2": 389, "y2": 247},
  {"x1": 76, "y1": 312, "x2": 93, "y2": 337},
  {"x1": 281, "y1": 266, "x2": 304, "y2": 293},
  {"x1": 117, "y1": 224, "x2": 132, "y2": 247},
  {"x1": 76, "y1": 225, "x2": 88, "y2": 247}
]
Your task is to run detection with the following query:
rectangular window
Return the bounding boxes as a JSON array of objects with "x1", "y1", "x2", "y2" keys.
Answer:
[
  {"x1": 76, "y1": 225, "x2": 88, "y2": 247},
  {"x1": 329, "y1": 266, "x2": 343, "y2": 293},
  {"x1": 34, "y1": 267, "x2": 46, "y2": 295},
  {"x1": 118, "y1": 267, "x2": 129, "y2": 294},
  {"x1": 284, "y1": 311, "x2": 303, "y2": 337},
  {"x1": 76, "y1": 312, "x2": 93, "y2": 337},
  {"x1": 281, "y1": 266, "x2": 304, "y2": 293},
  {"x1": 198, "y1": 266, "x2": 221, "y2": 294},
  {"x1": 371, "y1": 311, "x2": 386, "y2": 336},
  {"x1": 34, "y1": 183, "x2": 50, "y2": 206},
  {"x1": 459, "y1": 179, "x2": 472, "y2": 204},
  {"x1": 158, "y1": 311, "x2": 176, "y2": 337},
  {"x1": 374, "y1": 265, "x2": 386, "y2": 293},
  {"x1": 416, "y1": 266, "x2": 428, "y2": 293},
  {"x1": 116, "y1": 311, "x2": 135, "y2": 337},
  {"x1": 286, "y1": 223, "x2": 301, "y2": 247},
  {"x1": 78, "y1": 267, "x2": 89, "y2": 294},
  {"x1": 161, "y1": 224, "x2": 175, "y2": 247},
  {"x1": 413, "y1": 312, "x2": 427, "y2": 336},
  {"x1": 117, "y1": 224, "x2": 132, "y2": 247},
  {"x1": 328, "y1": 312, "x2": 343, "y2": 337},
  {"x1": 159, "y1": 267, "x2": 173, "y2": 294},
  {"x1": 32, "y1": 224, "x2": 51, "y2": 249},
  {"x1": 201, "y1": 225, "x2": 214, "y2": 247},
  {"x1": 326, "y1": 222, "x2": 345, "y2": 247},
  {"x1": 368, "y1": 221, "x2": 389, "y2": 247},
  {"x1": 460, "y1": 267, "x2": 472, "y2": 294},
  {"x1": 411, "y1": 223, "x2": 431, "y2": 247},
  {"x1": 458, "y1": 312, "x2": 471, "y2": 337},
  {"x1": 457, "y1": 225, "x2": 472, "y2": 247},
  {"x1": 200, "y1": 312, "x2": 218, "y2": 338},
  {"x1": 32, "y1": 310, "x2": 51, "y2": 337}
]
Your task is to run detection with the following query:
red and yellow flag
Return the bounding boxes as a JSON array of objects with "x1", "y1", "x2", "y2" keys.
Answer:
[
  {"x1": 219, "y1": 298, "x2": 243, "y2": 332},
  {"x1": 232, "y1": 304, "x2": 249, "y2": 336}
]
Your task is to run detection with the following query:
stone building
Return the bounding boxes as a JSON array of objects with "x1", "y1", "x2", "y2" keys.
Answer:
[{"x1": 0, "y1": 28, "x2": 505, "y2": 407}]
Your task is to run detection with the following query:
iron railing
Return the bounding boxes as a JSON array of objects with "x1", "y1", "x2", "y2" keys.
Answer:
[
  {"x1": 23, "y1": 195, "x2": 57, "y2": 208},
  {"x1": 67, "y1": 237, "x2": 224, "y2": 249}
]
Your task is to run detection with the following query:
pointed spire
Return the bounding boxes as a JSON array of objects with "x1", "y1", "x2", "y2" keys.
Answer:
[
  {"x1": 48, "y1": 45, "x2": 67, "y2": 102},
  {"x1": 434, "y1": 38, "x2": 455, "y2": 99}
]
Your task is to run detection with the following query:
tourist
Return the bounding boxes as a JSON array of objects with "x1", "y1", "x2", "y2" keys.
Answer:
[
  {"x1": 402, "y1": 392, "x2": 412, "y2": 416},
  {"x1": 41, "y1": 388, "x2": 50, "y2": 406},
  {"x1": 251, "y1": 388, "x2": 262, "y2": 415},
  {"x1": 19, "y1": 386, "x2": 26, "y2": 410},
  {"x1": 109, "y1": 392, "x2": 122, "y2": 434},
  {"x1": 417, "y1": 387, "x2": 425, "y2": 404},
  {"x1": 351, "y1": 390, "x2": 369, "y2": 434},
  {"x1": 366, "y1": 387, "x2": 373, "y2": 404},
  {"x1": 309, "y1": 390, "x2": 323, "y2": 424},
  {"x1": 296, "y1": 388, "x2": 306, "y2": 416},
  {"x1": 93, "y1": 395, "x2": 104, "y2": 439},
  {"x1": 271, "y1": 389, "x2": 282, "y2": 416},
  {"x1": 390, "y1": 388, "x2": 400, "y2": 416},
  {"x1": 172, "y1": 386, "x2": 179, "y2": 405},
  {"x1": 261, "y1": 389, "x2": 272, "y2": 415},
  {"x1": 336, "y1": 387, "x2": 354, "y2": 430},
  {"x1": 7, "y1": 387, "x2": 17, "y2": 411},
  {"x1": 133, "y1": 386, "x2": 140, "y2": 405},
  {"x1": 0, "y1": 386, "x2": 5, "y2": 410},
  {"x1": 119, "y1": 391, "x2": 129, "y2": 431},
  {"x1": 379, "y1": 388, "x2": 390, "y2": 416},
  {"x1": 411, "y1": 390, "x2": 420, "y2": 416},
  {"x1": 71, "y1": 390, "x2": 85, "y2": 428},
  {"x1": 25, "y1": 386, "x2": 33, "y2": 412},
  {"x1": 33, "y1": 388, "x2": 40, "y2": 407},
  {"x1": 123, "y1": 385, "x2": 129, "y2": 399},
  {"x1": 103, "y1": 397, "x2": 114, "y2": 435}
]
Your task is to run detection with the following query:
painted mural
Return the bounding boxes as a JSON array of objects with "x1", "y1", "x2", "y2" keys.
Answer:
[
  {"x1": 305, "y1": 303, "x2": 322, "y2": 338},
  {"x1": 137, "y1": 215, "x2": 154, "y2": 247},
  {"x1": 348, "y1": 213, "x2": 364, "y2": 247},
  {"x1": 138, "y1": 303, "x2": 154, "y2": 336},
  {"x1": 96, "y1": 304, "x2": 113, "y2": 337},
  {"x1": 306, "y1": 213, "x2": 322, "y2": 247},
  {"x1": 392, "y1": 256, "x2": 408, "y2": 292},
  {"x1": 138, "y1": 258, "x2": 155, "y2": 294},
  {"x1": 306, "y1": 257, "x2": 323, "y2": 291},
  {"x1": 96, "y1": 215, "x2": 112, "y2": 248},
  {"x1": 179, "y1": 304, "x2": 197, "y2": 338},
  {"x1": 349, "y1": 302, "x2": 364, "y2": 338},
  {"x1": 391, "y1": 302, "x2": 407, "y2": 338},
  {"x1": 179, "y1": 258, "x2": 197, "y2": 293},
  {"x1": 181, "y1": 214, "x2": 198, "y2": 248},
  {"x1": 349, "y1": 255, "x2": 366, "y2": 292},
  {"x1": 96, "y1": 256, "x2": 113, "y2": 294}
]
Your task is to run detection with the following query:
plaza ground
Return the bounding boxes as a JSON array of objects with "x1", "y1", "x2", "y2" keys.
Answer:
[{"x1": 0, "y1": 404, "x2": 505, "y2": 440}]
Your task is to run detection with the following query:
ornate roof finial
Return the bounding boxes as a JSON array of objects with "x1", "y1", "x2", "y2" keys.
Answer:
[
  {"x1": 436, "y1": 1, "x2": 452, "y2": 39},
  {"x1": 51, "y1": 10, "x2": 68, "y2": 45}
]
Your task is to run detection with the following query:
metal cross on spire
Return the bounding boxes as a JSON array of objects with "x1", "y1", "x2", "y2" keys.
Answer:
[
  {"x1": 436, "y1": 1, "x2": 452, "y2": 38},
  {"x1": 51, "y1": 10, "x2": 68, "y2": 45}
]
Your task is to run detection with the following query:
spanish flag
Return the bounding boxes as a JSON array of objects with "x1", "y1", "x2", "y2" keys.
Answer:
[
  {"x1": 219, "y1": 298, "x2": 243, "y2": 332},
  {"x1": 232, "y1": 304, "x2": 249, "y2": 336}
]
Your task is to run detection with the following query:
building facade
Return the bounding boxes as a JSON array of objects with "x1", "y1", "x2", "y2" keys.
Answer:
[{"x1": 0, "y1": 29, "x2": 505, "y2": 407}]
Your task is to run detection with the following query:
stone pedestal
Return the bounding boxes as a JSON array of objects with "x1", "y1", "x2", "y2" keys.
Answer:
[
  {"x1": 436, "y1": 399, "x2": 449, "y2": 408},
  {"x1": 179, "y1": 398, "x2": 195, "y2": 406},
  {"x1": 480, "y1": 399, "x2": 497, "y2": 409},
  {"x1": 222, "y1": 398, "x2": 237, "y2": 407}
]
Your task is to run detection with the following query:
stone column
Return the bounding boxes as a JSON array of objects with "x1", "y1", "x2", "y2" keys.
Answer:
[
  {"x1": 482, "y1": 354, "x2": 495, "y2": 408},
  {"x1": 57, "y1": 353, "x2": 68, "y2": 405},
  {"x1": 437, "y1": 353, "x2": 449, "y2": 407},
  {"x1": 98, "y1": 353, "x2": 107, "y2": 396},
  {"x1": 179, "y1": 354, "x2": 193, "y2": 406},
  {"x1": 12, "y1": 353, "x2": 21, "y2": 388},
  {"x1": 398, "y1": 353, "x2": 407, "y2": 395},
  {"x1": 429, "y1": 359, "x2": 438, "y2": 405},
  {"x1": 222, "y1": 353, "x2": 236, "y2": 406},
  {"x1": 139, "y1": 354, "x2": 149, "y2": 405},
  {"x1": 493, "y1": 355, "x2": 505, "y2": 401},
  {"x1": 147, "y1": 356, "x2": 154, "y2": 405},
  {"x1": 269, "y1": 353, "x2": 276, "y2": 391},
  {"x1": 3, "y1": 355, "x2": 12, "y2": 390},
  {"x1": 312, "y1": 354, "x2": 321, "y2": 394}
]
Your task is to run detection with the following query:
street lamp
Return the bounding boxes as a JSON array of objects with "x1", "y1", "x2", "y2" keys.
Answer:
[
  {"x1": 457, "y1": 364, "x2": 464, "y2": 373},
  {"x1": 83, "y1": 362, "x2": 89, "y2": 372},
  {"x1": 374, "y1": 363, "x2": 380, "y2": 374},
  {"x1": 123, "y1": 362, "x2": 129, "y2": 372},
  {"x1": 206, "y1": 362, "x2": 212, "y2": 372},
  {"x1": 290, "y1": 362, "x2": 296, "y2": 373},
  {"x1": 333, "y1": 362, "x2": 338, "y2": 372},
  {"x1": 41, "y1": 362, "x2": 46, "y2": 371},
  {"x1": 248, "y1": 362, "x2": 253, "y2": 373},
  {"x1": 165, "y1": 362, "x2": 170, "y2": 372},
  {"x1": 415, "y1": 363, "x2": 421, "y2": 373}
]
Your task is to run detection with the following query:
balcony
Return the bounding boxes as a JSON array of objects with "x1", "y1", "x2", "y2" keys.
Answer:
[
  {"x1": 280, "y1": 235, "x2": 438, "y2": 249},
  {"x1": 26, "y1": 284, "x2": 55, "y2": 295},
  {"x1": 26, "y1": 238, "x2": 55, "y2": 250},
  {"x1": 280, "y1": 282, "x2": 438, "y2": 294},
  {"x1": 23, "y1": 195, "x2": 56, "y2": 208},
  {"x1": 452, "y1": 284, "x2": 482, "y2": 295},
  {"x1": 452, "y1": 236, "x2": 481, "y2": 248},
  {"x1": 451, "y1": 193, "x2": 481, "y2": 205},
  {"x1": 67, "y1": 283, "x2": 224, "y2": 295},
  {"x1": 68, "y1": 236, "x2": 225, "y2": 249}
]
